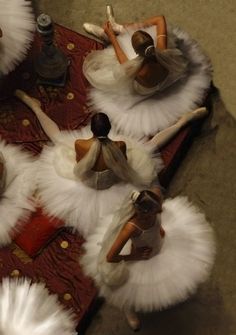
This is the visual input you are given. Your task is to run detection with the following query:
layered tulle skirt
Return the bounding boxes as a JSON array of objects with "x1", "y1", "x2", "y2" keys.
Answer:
[
  {"x1": 0, "y1": 278, "x2": 76, "y2": 335},
  {"x1": 0, "y1": 0, "x2": 35, "y2": 75},
  {"x1": 37, "y1": 127, "x2": 162, "y2": 237},
  {"x1": 82, "y1": 197, "x2": 215, "y2": 312},
  {"x1": 0, "y1": 140, "x2": 36, "y2": 246},
  {"x1": 83, "y1": 25, "x2": 212, "y2": 139}
]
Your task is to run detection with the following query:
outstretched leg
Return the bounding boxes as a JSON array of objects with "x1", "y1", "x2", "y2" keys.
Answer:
[
  {"x1": 15, "y1": 90, "x2": 60, "y2": 143},
  {"x1": 148, "y1": 107, "x2": 208, "y2": 149}
]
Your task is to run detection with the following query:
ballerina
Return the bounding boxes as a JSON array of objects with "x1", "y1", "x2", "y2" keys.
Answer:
[
  {"x1": 81, "y1": 189, "x2": 215, "y2": 330},
  {"x1": 15, "y1": 89, "x2": 208, "y2": 237},
  {"x1": 83, "y1": 6, "x2": 212, "y2": 139},
  {"x1": 0, "y1": 278, "x2": 76, "y2": 335},
  {"x1": 0, "y1": 0, "x2": 35, "y2": 76},
  {"x1": 0, "y1": 139, "x2": 36, "y2": 246}
]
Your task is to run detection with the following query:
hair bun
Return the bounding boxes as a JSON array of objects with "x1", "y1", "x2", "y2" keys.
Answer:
[
  {"x1": 144, "y1": 45, "x2": 155, "y2": 57},
  {"x1": 131, "y1": 190, "x2": 140, "y2": 203}
]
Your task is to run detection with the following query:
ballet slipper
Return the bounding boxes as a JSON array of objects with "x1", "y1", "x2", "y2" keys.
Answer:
[
  {"x1": 177, "y1": 107, "x2": 208, "y2": 128},
  {"x1": 124, "y1": 310, "x2": 141, "y2": 331},
  {"x1": 83, "y1": 23, "x2": 109, "y2": 42},
  {"x1": 106, "y1": 4, "x2": 124, "y2": 33},
  {"x1": 15, "y1": 89, "x2": 41, "y2": 114}
]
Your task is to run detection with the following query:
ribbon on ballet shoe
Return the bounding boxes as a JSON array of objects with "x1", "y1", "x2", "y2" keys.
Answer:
[{"x1": 106, "y1": 4, "x2": 124, "y2": 33}]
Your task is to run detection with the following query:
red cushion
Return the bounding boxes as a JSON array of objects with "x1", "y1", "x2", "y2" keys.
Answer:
[{"x1": 14, "y1": 208, "x2": 64, "y2": 257}]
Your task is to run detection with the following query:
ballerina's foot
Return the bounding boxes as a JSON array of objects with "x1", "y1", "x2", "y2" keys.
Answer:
[
  {"x1": 106, "y1": 4, "x2": 124, "y2": 33},
  {"x1": 83, "y1": 23, "x2": 109, "y2": 42},
  {"x1": 15, "y1": 89, "x2": 41, "y2": 112},
  {"x1": 125, "y1": 310, "x2": 141, "y2": 331},
  {"x1": 179, "y1": 107, "x2": 208, "y2": 127}
]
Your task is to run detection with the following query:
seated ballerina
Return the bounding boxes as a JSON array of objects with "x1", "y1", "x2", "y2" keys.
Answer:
[
  {"x1": 0, "y1": 278, "x2": 75, "y2": 335},
  {"x1": 15, "y1": 89, "x2": 207, "y2": 237},
  {"x1": 0, "y1": 140, "x2": 36, "y2": 247},
  {"x1": 83, "y1": 6, "x2": 212, "y2": 138},
  {"x1": 81, "y1": 189, "x2": 215, "y2": 331}
]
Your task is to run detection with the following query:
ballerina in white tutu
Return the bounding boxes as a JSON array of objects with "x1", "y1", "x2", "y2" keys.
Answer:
[
  {"x1": 0, "y1": 140, "x2": 36, "y2": 246},
  {"x1": 0, "y1": 0, "x2": 35, "y2": 76},
  {"x1": 0, "y1": 278, "x2": 76, "y2": 335},
  {"x1": 83, "y1": 6, "x2": 212, "y2": 138},
  {"x1": 81, "y1": 189, "x2": 215, "y2": 330},
  {"x1": 15, "y1": 89, "x2": 208, "y2": 237}
]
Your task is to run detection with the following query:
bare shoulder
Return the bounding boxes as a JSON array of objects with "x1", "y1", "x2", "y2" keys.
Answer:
[{"x1": 75, "y1": 138, "x2": 93, "y2": 149}]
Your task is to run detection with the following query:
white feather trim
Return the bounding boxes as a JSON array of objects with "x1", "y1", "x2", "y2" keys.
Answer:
[
  {"x1": 82, "y1": 197, "x2": 215, "y2": 312},
  {"x1": 85, "y1": 25, "x2": 212, "y2": 139},
  {"x1": 37, "y1": 127, "x2": 162, "y2": 237},
  {"x1": 0, "y1": 278, "x2": 76, "y2": 335},
  {"x1": 0, "y1": 0, "x2": 35, "y2": 75},
  {"x1": 0, "y1": 140, "x2": 36, "y2": 246}
]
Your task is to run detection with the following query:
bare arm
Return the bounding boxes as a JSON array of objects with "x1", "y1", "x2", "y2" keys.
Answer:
[
  {"x1": 106, "y1": 222, "x2": 152, "y2": 263},
  {"x1": 106, "y1": 223, "x2": 135, "y2": 262},
  {"x1": 140, "y1": 15, "x2": 167, "y2": 50},
  {"x1": 104, "y1": 22, "x2": 128, "y2": 64},
  {"x1": 74, "y1": 140, "x2": 89, "y2": 162}
]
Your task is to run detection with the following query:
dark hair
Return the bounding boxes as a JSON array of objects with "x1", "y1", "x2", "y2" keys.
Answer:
[
  {"x1": 90, "y1": 113, "x2": 111, "y2": 138},
  {"x1": 134, "y1": 190, "x2": 162, "y2": 214},
  {"x1": 131, "y1": 30, "x2": 155, "y2": 58}
]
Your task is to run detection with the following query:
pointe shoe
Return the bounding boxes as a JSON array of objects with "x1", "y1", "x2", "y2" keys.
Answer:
[
  {"x1": 106, "y1": 4, "x2": 124, "y2": 33},
  {"x1": 83, "y1": 23, "x2": 108, "y2": 42},
  {"x1": 178, "y1": 107, "x2": 208, "y2": 127},
  {"x1": 106, "y1": 4, "x2": 115, "y2": 23},
  {"x1": 124, "y1": 310, "x2": 141, "y2": 331},
  {"x1": 15, "y1": 89, "x2": 41, "y2": 112}
]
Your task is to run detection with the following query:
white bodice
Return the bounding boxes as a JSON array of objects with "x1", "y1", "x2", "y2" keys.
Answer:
[{"x1": 130, "y1": 215, "x2": 164, "y2": 257}]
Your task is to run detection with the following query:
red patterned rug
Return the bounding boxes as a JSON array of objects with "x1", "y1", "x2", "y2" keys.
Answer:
[{"x1": 0, "y1": 24, "x2": 102, "y2": 331}]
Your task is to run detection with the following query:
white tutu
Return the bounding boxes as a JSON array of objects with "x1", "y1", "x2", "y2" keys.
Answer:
[
  {"x1": 0, "y1": 0, "x2": 35, "y2": 75},
  {"x1": 37, "y1": 127, "x2": 162, "y2": 237},
  {"x1": 0, "y1": 278, "x2": 76, "y2": 335},
  {"x1": 84, "y1": 25, "x2": 212, "y2": 139},
  {"x1": 0, "y1": 140, "x2": 36, "y2": 246},
  {"x1": 82, "y1": 197, "x2": 215, "y2": 312}
]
